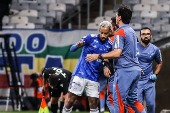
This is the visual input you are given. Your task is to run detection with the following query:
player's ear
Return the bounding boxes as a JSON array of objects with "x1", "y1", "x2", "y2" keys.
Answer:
[{"x1": 118, "y1": 16, "x2": 122, "y2": 21}]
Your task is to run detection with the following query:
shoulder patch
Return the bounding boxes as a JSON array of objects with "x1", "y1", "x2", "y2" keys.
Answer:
[{"x1": 115, "y1": 28, "x2": 126, "y2": 39}]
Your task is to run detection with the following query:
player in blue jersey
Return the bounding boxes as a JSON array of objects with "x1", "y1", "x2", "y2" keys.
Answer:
[
  {"x1": 62, "y1": 21, "x2": 113, "y2": 113},
  {"x1": 86, "y1": 5, "x2": 146, "y2": 113},
  {"x1": 137, "y1": 27, "x2": 163, "y2": 113}
]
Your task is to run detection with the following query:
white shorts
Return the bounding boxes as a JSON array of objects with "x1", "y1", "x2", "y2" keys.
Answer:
[{"x1": 69, "y1": 76, "x2": 100, "y2": 98}]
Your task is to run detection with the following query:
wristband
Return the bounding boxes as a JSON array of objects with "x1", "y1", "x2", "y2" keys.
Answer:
[
  {"x1": 102, "y1": 61, "x2": 109, "y2": 69},
  {"x1": 102, "y1": 61, "x2": 107, "y2": 67}
]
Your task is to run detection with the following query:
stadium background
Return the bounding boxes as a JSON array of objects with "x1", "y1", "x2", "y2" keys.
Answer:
[{"x1": 0, "y1": 0, "x2": 170, "y2": 113}]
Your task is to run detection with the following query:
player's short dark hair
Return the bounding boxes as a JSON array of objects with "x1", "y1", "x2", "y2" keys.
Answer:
[
  {"x1": 30, "y1": 73, "x2": 38, "y2": 80},
  {"x1": 117, "y1": 5, "x2": 132, "y2": 24},
  {"x1": 49, "y1": 74, "x2": 59, "y2": 88},
  {"x1": 43, "y1": 68, "x2": 56, "y2": 79},
  {"x1": 111, "y1": 17, "x2": 116, "y2": 26},
  {"x1": 140, "y1": 27, "x2": 152, "y2": 35},
  {"x1": 111, "y1": 17, "x2": 119, "y2": 28}
]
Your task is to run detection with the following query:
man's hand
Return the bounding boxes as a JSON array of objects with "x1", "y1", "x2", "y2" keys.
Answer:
[
  {"x1": 141, "y1": 69, "x2": 144, "y2": 75},
  {"x1": 76, "y1": 41, "x2": 85, "y2": 48},
  {"x1": 103, "y1": 67, "x2": 111, "y2": 78},
  {"x1": 85, "y1": 54, "x2": 99, "y2": 62},
  {"x1": 42, "y1": 85, "x2": 46, "y2": 94},
  {"x1": 150, "y1": 74, "x2": 157, "y2": 81}
]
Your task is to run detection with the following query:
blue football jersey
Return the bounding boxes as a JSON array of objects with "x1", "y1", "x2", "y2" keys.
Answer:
[
  {"x1": 112, "y1": 24, "x2": 140, "y2": 68},
  {"x1": 137, "y1": 42, "x2": 162, "y2": 79},
  {"x1": 71, "y1": 34, "x2": 113, "y2": 82}
]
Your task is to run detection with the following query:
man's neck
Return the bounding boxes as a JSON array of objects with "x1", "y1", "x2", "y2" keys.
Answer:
[
  {"x1": 118, "y1": 22, "x2": 124, "y2": 28},
  {"x1": 141, "y1": 41, "x2": 149, "y2": 47}
]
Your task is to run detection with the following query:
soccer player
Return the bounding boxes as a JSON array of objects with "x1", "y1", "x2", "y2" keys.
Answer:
[
  {"x1": 42, "y1": 67, "x2": 72, "y2": 113},
  {"x1": 62, "y1": 21, "x2": 113, "y2": 113},
  {"x1": 86, "y1": 5, "x2": 146, "y2": 113},
  {"x1": 137, "y1": 27, "x2": 163, "y2": 113}
]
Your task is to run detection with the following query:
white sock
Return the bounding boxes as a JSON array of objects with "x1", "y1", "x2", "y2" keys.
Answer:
[
  {"x1": 90, "y1": 107, "x2": 99, "y2": 113},
  {"x1": 62, "y1": 105, "x2": 73, "y2": 113}
]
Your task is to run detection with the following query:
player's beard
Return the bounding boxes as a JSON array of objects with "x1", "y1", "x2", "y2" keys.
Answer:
[
  {"x1": 141, "y1": 37, "x2": 150, "y2": 45},
  {"x1": 101, "y1": 37, "x2": 107, "y2": 42}
]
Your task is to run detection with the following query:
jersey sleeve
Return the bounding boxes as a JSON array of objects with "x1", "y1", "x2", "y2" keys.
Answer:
[
  {"x1": 112, "y1": 28, "x2": 126, "y2": 50},
  {"x1": 113, "y1": 35, "x2": 125, "y2": 50},
  {"x1": 154, "y1": 48, "x2": 162, "y2": 63},
  {"x1": 70, "y1": 34, "x2": 92, "y2": 52},
  {"x1": 75, "y1": 34, "x2": 92, "y2": 45},
  {"x1": 82, "y1": 34, "x2": 93, "y2": 45}
]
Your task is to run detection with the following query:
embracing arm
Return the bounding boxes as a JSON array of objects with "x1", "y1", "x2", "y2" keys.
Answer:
[
  {"x1": 102, "y1": 49, "x2": 122, "y2": 59},
  {"x1": 85, "y1": 49, "x2": 122, "y2": 62}
]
